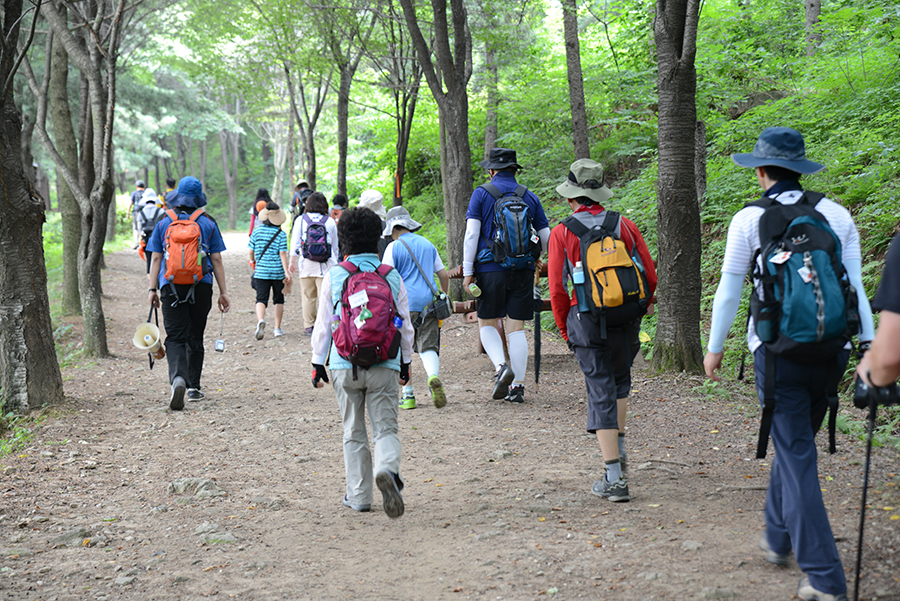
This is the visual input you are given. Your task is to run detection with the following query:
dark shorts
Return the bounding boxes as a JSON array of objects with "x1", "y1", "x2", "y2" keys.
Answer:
[
  {"x1": 254, "y1": 278, "x2": 285, "y2": 306},
  {"x1": 475, "y1": 270, "x2": 535, "y2": 321},
  {"x1": 410, "y1": 312, "x2": 440, "y2": 354}
]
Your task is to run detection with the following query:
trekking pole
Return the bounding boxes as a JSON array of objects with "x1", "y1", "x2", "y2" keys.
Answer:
[{"x1": 852, "y1": 392, "x2": 878, "y2": 601}]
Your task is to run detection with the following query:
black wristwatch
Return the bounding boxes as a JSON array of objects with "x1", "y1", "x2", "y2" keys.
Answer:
[{"x1": 149, "y1": 288, "x2": 158, "y2": 293}]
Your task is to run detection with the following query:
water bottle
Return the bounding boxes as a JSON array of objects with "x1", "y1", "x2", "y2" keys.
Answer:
[
  {"x1": 330, "y1": 315, "x2": 341, "y2": 332},
  {"x1": 468, "y1": 282, "x2": 482, "y2": 297},
  {"x1": 393, "y1": 315, "x2": 403, "y2": 329},
  {"x1": 572, "y1": 261, "x2": 589, "y2": 312}
]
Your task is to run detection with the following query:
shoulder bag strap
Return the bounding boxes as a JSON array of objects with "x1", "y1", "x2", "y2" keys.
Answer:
[
  {"x1": 397, "y1": 237, "x2": 438, "y2": 296},
  {"x1": 257, "y1": 228, "x2": 282, "y2": 261}
]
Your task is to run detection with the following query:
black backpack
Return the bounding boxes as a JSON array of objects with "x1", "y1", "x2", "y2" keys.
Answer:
[{"x1": 139, "y1": 206, "x2": 165, "y2": 243}]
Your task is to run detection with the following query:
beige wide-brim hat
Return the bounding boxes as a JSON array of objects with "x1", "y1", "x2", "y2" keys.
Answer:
[
  {"x1": 382, "y1": 206, "x2": 422, "y2": 236},
  {"x1": 555, "y1": 158, "x2": 613, "y2": 204},
  {"x1": 357, "y1": 189, "x2": 386, "y2": 219},
  {"x1": 258, "y1": 205, "x2": 287, "y2": 226}
]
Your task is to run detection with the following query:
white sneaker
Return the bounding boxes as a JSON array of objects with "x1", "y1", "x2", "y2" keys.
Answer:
[
  {"x1": 273, "y1": 328, "x2": 285, "y2": 337},
  {"x1": 255, "y1": 320, "x2": 266, "y2": 340}
]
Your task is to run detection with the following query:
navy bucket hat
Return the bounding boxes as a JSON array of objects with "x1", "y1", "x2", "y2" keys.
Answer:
[
  {"x1": 479, "y1": 148, "x2": 523, "y2": 170},
  {"x1": 731, "y1": 127, "x2": 825, "y2": 174},
  {"x1": 168, "y1": 176, "x2": 208, "y2": 209}
]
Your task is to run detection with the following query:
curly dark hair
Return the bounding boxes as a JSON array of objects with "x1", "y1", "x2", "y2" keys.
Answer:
[
  {"x1": 304, "y1": 191, "x2": 329, "y2": 215},
  {"x1": 338, "y1": 207, "x2": 382, "y2": 256},
  {"x1": 331, "y1": 193, "x2": 348, "y2": 208}
]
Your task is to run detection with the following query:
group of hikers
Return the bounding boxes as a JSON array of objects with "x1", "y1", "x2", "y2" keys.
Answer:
[{"x1": 138, "y1": 128, "x2": 900, "y2": 601}]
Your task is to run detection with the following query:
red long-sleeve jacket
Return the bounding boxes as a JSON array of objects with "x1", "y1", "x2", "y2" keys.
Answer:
[{"x1": 547, "y1": 204, "x2": 657, "y2": 341}]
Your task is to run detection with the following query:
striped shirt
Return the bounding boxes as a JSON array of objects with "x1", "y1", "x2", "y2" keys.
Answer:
[{"x1": 249, "y1": 224, "x2": 287, "y2": 280}]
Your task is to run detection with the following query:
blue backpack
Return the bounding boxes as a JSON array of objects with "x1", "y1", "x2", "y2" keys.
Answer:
[
  {"x1": 748, "y1": 191, "x2": 860, "y2": 458},
  {"x1": 482, "y1": 183, "x2": 540, "y2": 271}
]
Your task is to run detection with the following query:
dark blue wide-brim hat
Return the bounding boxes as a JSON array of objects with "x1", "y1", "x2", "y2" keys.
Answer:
[
  {"x1": 168, "y1": 176, "x2": 208, "y2": 209},
  {"x1": 479, "y1": 147, "x2": 523, "y2": 170},
  {"x1": 731, "y1": 127, "x2": 825, "y2": 174}
]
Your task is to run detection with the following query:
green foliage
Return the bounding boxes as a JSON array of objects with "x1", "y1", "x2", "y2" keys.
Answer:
[{"x1": 0, "y1": 412, "x2": 46, "y2": 457}]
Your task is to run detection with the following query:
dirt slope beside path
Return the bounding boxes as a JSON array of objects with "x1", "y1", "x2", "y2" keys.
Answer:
[{"x1": 1, "y1": 235, "x2": 898, "y2": 601}]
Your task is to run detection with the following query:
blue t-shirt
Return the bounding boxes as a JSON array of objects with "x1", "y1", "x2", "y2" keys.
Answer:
[
  {"x1": 146, "y1": 210, "x2": 226, "y2": 288},
  {"x1": 386, "y1": 233, "x2": 441, "y2": 313},
  {"x1": 249, "y1": 224, "x2": 287, "y2": 280},
  {"x1": 465, "y1": 171, "x2": 549, "y2": 273}
]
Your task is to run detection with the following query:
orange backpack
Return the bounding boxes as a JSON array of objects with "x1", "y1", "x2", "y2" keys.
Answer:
[{"x1": 163, "y1": 209, "x2": 210, "y2": 303}]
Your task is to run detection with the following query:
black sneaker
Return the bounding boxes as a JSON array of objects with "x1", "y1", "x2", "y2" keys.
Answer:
[
  {"x1": 169, "y1": 377, "x2": 186, "y2": 411},
  {"x1": 375, "y1": 471, "x2": 405, "y2": 518},
  {"x1": 492, "y1": 364, "x2": 514, "y2": 400},
  {"x1": 591, "y1": 477, "x2": 630, "y2": 502},
  {"x1": 505, "y1": 386, "x2": 525, "y2": 403},
  {"x1": 187, "y1": 388, "x2": 205, "y2": 402}
]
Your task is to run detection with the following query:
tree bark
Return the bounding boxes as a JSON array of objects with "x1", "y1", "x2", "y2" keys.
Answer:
[
  {"x1": 199, "y1": 138, "x2": 208, "y2": 188},
  {"x1": 285, "y1": 62, "x2": 328, "y2": 191},
  {"x1": 651, "y1": 0, "x2": 703, "y2": 374},
  {"x1": 0, "y1": 0, "x2": 66, "y2": 414},
  {"x1": 399, "y1": 0, "x2": 473, "y2": 298},
  {"x1": 805, "y1": 0, "x2": 821, "y2": 56},
  {"x1": 219, "y1": 117, "x2": 240, "y2": 229},
  {"x1": 561, "y1": 0, "x2": 591, "y2": 159},
  {"x1": 695, "y1": 119, "x2": 706, "y2": 206}
]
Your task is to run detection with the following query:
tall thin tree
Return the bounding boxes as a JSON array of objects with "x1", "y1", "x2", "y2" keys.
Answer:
[{"x1": 561, "y1": 0, "x2": 590, "y2": 159}]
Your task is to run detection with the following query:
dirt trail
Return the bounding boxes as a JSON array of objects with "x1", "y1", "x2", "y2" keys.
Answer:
[{"x1": 1, "y1": 233, "x2": 898, "y2": 601}]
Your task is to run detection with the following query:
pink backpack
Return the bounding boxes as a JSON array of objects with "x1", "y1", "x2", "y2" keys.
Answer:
[{"x1": 332, "y1": 261, "x2": 400, "y2": 377}]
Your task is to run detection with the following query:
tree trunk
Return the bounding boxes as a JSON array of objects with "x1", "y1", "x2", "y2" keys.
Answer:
[
  {"x1": 335, "y1": 68, "x2": 352, "y2": 197},
  {"x1": 49, "y1": 12, "x2": 82, "y2": 315},
  {"x1": 695, "y1": 119, "x2": 706, "y2": 207},
  {"x1": 262, "y1": 139, "x2": 272, "y2": 182},
  {"x1": 483, "y1": 43, "x2": 498, "y2": 161},
  {"x1": 20, "y1": 106, "x2": 36, "y2": 186},
  {"x1": 562, "y1": 0, "x2": 591, "y2": 160},
  {"x1": 199, "y1": 138, "x2": 208, "y2": 188},
  {"x1": 187, "y1": 136, "x2": 195, "y2": 176},
  {"x1": 399, "y1": 0, "x2": 473, "y2": 297},
  {"x1": 176, "y1": 132, "x2": 187, "y2": 176},
  {"x1": 0, "y1": 0, "x2": 66, "y2": 414},
  {"x1": 806, "y1": 0, "x2": 821, "y2": 56},
  {"x1": 153, "y1": 151, "x2": 161, "y2": 193},
  {"x1": 651, "y1": 0, "x2": 703, "y2": 374},
  {"x1": 219, "y1": 129, "x2": 239, "y2": 229}
]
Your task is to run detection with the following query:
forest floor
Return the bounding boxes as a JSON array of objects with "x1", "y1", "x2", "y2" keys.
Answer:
[{"x1": 1, "y1": 233, "x2": 899, "y2": 601}]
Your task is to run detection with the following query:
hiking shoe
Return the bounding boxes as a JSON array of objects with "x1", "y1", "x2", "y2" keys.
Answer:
[
  {"x1": 169, "y1": 377, "x2": 186, "y2": 411},
  {"x1": 399, "y1": 391, "x2": 416, "y2": 410},
  {"x1": 273, "y1": 328, "x2": 285, "y2": 337},
  {"x1": 758, "y1": 533, "x2": 790, "y2": 566},
  {"x1": 797, "y1": 575, "x2": 848, "y2": 601},
  {"x1": 255, "y1": 320, "x2": 266, "y2": 340},
  {"x1": 428, "y1": 375, "x2": 447, "y2": 408},
  {"x1": 591, "y1": 477, "x2": 630, "y2": 502},
  {"x1": 620, "y1": 454, "x2": 628, "y2": 474},
  {"x1": 342, "y1": 495, "x2": 371, "y2": 513},
  {"x1": 187, "y1": 388, "x2": 205, "y2": 402},
  {"x1": 375, "y1": 471, "x2": 405, "y2": 518},
  {"x1": 492, "y1": 363, "x2": 514, "y2": 399},
  {"x1": 303, "y1": 327, "x2": 313, "y2": 336},
  {"x1": 505, "y1": 385, "x2": 525, "y2": 404}
]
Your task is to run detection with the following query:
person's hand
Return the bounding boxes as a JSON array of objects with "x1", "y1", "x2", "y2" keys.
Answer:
[
  {"x1": 463, "y1": 275, "x2": 475, "y2": 296},
  {"x1": 534, "y1": 257, "x2": 544, "y2": 273},
  {"x1": 289, "y1": 262, "x2": 297, "y2": 276},
  {"x1": 704, "y1": 351, "x2": 724, "y2": 382},
  {"x1": 217, "y1": 293, "x2": 230, "y2": 313},
  {"x1": 312, "y1": 364, "x2": 329, "y2": 388},
  {"x1": 399, "y1": 362, "x2": 410, "y2": 386},
  {"x1": 149, "y1": 289, "x2": 160, "y2": 309},
  {"x1": 284, "y1": 274, "x2": 292, "y2": 285}
]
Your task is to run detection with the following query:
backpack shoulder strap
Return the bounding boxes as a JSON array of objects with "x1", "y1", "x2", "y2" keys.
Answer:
[
  {"x1": 561, "y1": 214, "x2": 590, "y2": 238},
  {"x1": 189, "y1": 208, "x2": 205, "y2": 222},
  {"x1": 601, "y1": 210, "x2": 621, "y2": 234},
  {"x1": 338, "y1": 260, "x2": 357, "y2": 275},
  {"x1": 165, "y1": 209, "x2": 178, "y2": 222},
  {"x1": 479, "y1": 183, "x2": 502, "y2": 200},
  {"x1": 513, "y1": 184, "x2": 527, "y2": 199}
]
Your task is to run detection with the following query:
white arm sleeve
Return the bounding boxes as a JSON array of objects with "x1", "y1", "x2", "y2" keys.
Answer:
[
  {"x1": 845, "y1": 258, "x2": 876, "y2": 342},
  {"x1": 538, "y1": 227, "x2": 551, "y2": 255},
  {"x1": 463, "y1": 219, "x2": 481, "y2": 276},
  {"x1": 707, "y1": 272, "x2": 746, "y2": 353}
]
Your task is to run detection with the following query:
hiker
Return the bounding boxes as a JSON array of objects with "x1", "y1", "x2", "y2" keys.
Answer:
[
  {"x1": 163, "y1": 177, "x2": 176, "y2": 205},
  {"x1": 130, "y1": 179, "x2": 146, "y2": 248},
  {"x1": 357, "y1": 189, "x2": 391, "y2": 259},
  {"x1": 249, "y1": 202, "x2": 291, "y2": 340},
  {"x1": 290, "y1": 180, "x2": 312, "y2": 223},
  {"x1": 703, "y1": 127, "x2": 875, "y2": 601},
  {"x1": 147, "y1": 176, "x2": 230, "y2": 410},
  {"x1": 330, "y1": 193, "x2": 349, "y2": 224},
  {"x1": 289, "y1": 192, "x2": 338, "y2": 335},
  {"x1": 381, "y1": 206, "x2": 450, "y2": 409},
  {"x1": 462, "y1": 147, "x2": 551, "y2": 404},
  {"x1": 136, "y1": 188, "x2": 166, "y2": 273},
  {"x1": 310, "y1": 207, "x2": 414, "y2": 518},
  {"x1": 548, "y1": 158, "x2": 657, "y2": 504},
  {"x1": 249, "y1": 188, "x2": 272, "y2": 237},
  {"x1": 857, "y1": 234, "x2": 900, "y2": 387}
]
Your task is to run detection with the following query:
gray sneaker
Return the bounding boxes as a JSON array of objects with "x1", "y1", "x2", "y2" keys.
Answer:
[
  {"x1": 758, "y1": 533, "x2": 790, "y2": 566},
  {"x1": 169, "y1": 377, "x2": 186, "y2": 411},
  {"x1": 492, "y1": 363, "x2": 514, "y2": 399},
  {"x1": 375, "y1": 470, "x2": 405, "y2": 518},
  {"x1": 187, "y1": 388, "x2": 205, "y2": 402},
  {"x1": 255, "y1": 320, "x2": 266, "y2": 340},
  {"x1": 797, "y1": 575, "x2": 847, "y2": 601},
  {"x1": 591, "y1": 477, "x2": 630, "y2": 502},
  {"x1": 342, "y1": 495, "x2": 371, "y2": 512}
]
